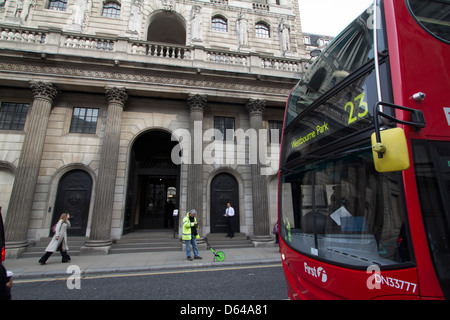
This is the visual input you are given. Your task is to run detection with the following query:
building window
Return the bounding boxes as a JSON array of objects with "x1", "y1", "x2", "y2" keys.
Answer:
[
  {"x1": 214, "y1": 116, "x2": 235, "y2": 137},
  {"x1": 212, "y1": 16, "x2": 227, "y2": 32},
  {"x1": 255, "y1": 22, "x2": 270, "y2": 38},
  {"x1": 0, "y1": 102, "x2": 29, "y2": 130},
  {"x1": 69, "y1": 107, "x2": 99, "y2": 134},
  {"x1": 303, "y1": 36, "x2": 311, "y2": 45},
  {"x1": 48, "y1": 0, "x2": 67, "y2": 11},
  {"x1": 268, "y1": 120, "x2": 283, "y2": 143},
  {"x1": 102, "y1": 1, "x2": 121, "y2": 18}
]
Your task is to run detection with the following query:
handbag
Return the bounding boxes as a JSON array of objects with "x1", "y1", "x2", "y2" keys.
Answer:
[{"x1": 272, "y1": 222, "x2": 279, "y2": 234}]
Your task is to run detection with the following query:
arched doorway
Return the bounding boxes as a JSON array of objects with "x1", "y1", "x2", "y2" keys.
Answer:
[
  {"x1": 210, "y1": 173, "x2": 240, "y2": 233},
  {"x1": 52, "y1": 169, "x2": 92, "y2": 237},
  {"x1": 147, "y1": 11, "x2": 186, "y2": 45},
  {"x1": 123, "y1": 131, "x2": 180, "y2": 233}
]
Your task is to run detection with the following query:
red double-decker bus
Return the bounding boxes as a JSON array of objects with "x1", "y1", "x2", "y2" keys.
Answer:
[{"x1": 278, "y1": 0, "x2": 449, "y2": 299}]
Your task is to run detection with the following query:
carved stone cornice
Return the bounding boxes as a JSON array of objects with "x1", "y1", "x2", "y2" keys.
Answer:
[
  {"x1": 187, "y1": 94, "x2": 207, "y2": 113},
  {"x1": 29, "y1": 81, "x2": 58, "y2": 103},
  {"x1": 0, "y1": 62, "x2": 291, "y2": 99},
  {"x1": 246, "y1": 98, "x2": 266, "y2": 116},
  {"x1": 105, "y1": 86, "x2": 128, "y2": 107}
]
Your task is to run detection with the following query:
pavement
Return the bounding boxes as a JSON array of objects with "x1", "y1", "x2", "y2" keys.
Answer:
[{"x1": 2, "y1": 246, "x2": 282, "y2": 280}]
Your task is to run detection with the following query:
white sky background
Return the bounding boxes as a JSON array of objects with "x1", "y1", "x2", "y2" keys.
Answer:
[{"x1": 298, "y1": 0, "x2": 374, "y2": 36}]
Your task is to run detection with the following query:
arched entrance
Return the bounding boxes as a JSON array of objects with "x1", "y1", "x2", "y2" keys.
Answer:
[
  {"x1": 123, "y1": 131, "x2": 180, "y2": 233},
  {"x1": 52, "y1": 169, "x2": 92, "y2": 237},
  {"x1": 210, "y1": 173, "x2": 240, "y2": 233},
  {"x1": 147, "y1": 11, "x2": 186, "y2": 45}
]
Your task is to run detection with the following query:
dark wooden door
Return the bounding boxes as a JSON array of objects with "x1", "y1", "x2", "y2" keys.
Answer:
[
  {"x1": 52, "y1": 170, "x2": 92, "y2": 236},
  {"x1": 210, "y1": 173, "x2": 239, "y2": 233},
  {"x1": 138, "y1": 176, "x2": 165, "y2": 229}
]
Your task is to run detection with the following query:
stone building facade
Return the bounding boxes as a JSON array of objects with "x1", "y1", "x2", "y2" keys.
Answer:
[{"x1": 0, "y1": 0, "x2": 306, "y2": 256}]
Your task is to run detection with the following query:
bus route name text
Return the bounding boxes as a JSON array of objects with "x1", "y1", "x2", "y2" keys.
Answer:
[{"x1": 291, "y1": 121, "x2": 328, "y2": 150}]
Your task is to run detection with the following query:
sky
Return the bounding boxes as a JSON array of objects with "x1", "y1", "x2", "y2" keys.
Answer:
[{"x1": 298, "y1": 0, "x2": 374, "y2": 37}]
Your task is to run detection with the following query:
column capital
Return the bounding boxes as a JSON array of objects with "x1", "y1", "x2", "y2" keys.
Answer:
[
  {"x1": 246, "y1": 98, "x2": 266, "y2": 116},
  {"x1": 30, "y1": 81, "x2": 58, "y2": 102},
  {"x1": 105, "y1": 86, "x2": 128, "y2": 107},
  {"x1": 187, "y1": 94, "x2": 207, "y2": 113}
]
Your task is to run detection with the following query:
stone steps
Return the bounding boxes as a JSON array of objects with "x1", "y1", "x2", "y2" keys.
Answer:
[
  {"x1": 20, "y1": 231, "x2": 257, "y2": 258},
  {"x1": 110, "y1": 231, "x2": 181, "y2": 254},
  {"x1": 205, "y1": 233, "x2": 253, "y2": 249},
  {"x1": 21, "y1": 237, "x2": 87, "y2": 259}
]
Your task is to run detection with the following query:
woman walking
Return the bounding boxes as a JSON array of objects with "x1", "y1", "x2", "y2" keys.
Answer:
[{"x1": 39, "y1": 213, "x2": 72, "y2": 265}]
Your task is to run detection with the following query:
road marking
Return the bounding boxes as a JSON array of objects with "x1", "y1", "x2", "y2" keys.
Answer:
[{"x1": 13, "y1": 263, "x2": 282, "y2": 284}]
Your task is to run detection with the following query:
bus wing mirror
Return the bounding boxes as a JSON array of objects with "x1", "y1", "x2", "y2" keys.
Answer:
[
  {"x1": 371, "y1": 128, "x2": 410, "y2": 172},
  {"x1": 371, "y1": 101, "x2": 425, "y2": 172}
]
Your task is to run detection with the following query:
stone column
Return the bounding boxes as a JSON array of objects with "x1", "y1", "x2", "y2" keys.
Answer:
[
  {"x1": 246, "y1": 99, "x2": 272, "y2": 245},
  {"x1": 82, "y1": 87, "x2": 127, "y2": 255},
  {"x1": 186, "y1": 94, "x2": 206, "y2": 230},
  {"x1": 5, "y1": 81, "x2": 58, "y2": 258}
]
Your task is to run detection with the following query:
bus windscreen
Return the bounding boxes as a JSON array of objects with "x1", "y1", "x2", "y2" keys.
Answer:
[{"x1": 285, "y1": 6, "x2": 385, "y2": 126}]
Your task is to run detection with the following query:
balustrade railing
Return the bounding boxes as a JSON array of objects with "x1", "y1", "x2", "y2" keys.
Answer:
[
  {"x1": 252, "y1": 2, "x2": 270, "y2": 11},
  {"x1": 206, "y1": 50, "x2": 248, "y2": 65},
  {"x1": 260, "y1": 57, "x2": 301, "y2": 72},
  {"x1": 62, "y1": 35, "x2": 114, "y2": 51},
  {"x1": 0, "y1": 26, "x2": 46, "y2": 44},
  {"x1": 130, "y1": 41, "x2": 191, "y2": 59},
  {"x1": 0, "y1": 25, "x2": 302, "y2": 75}
]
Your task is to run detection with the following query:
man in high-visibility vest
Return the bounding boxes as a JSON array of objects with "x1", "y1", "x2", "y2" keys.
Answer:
[{"x1": 182, "y1": 209, "x2": 202, "y2": 261}]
